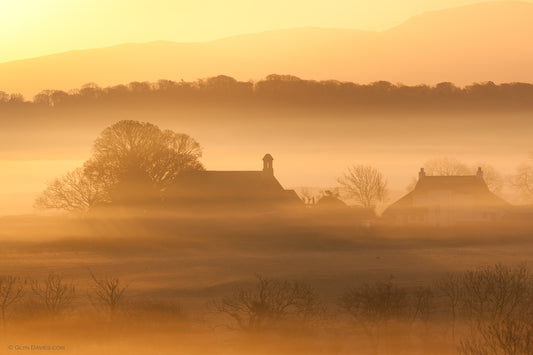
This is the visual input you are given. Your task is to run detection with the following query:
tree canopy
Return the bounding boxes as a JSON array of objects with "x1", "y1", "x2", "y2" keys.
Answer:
[
  {"x1": 35, "y1": 120, "x2": 204, "y2": 213},
  {"x1": 34, "y1": 168, "x2": 108, "y2": 212},
  {"x1": 85, "y1": 120, "x2": 203, "y2": 189},
  {"x1": 510, "y1": 157, "x2": 533, "y2": 202}
]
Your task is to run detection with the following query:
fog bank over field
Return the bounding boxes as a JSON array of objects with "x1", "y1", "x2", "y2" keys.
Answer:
[
  {"x1": 1, "y1": 214, "x2": 533, "y2": 354},
  {"x1": 2, "y1": 75, "x2": 533, "y2": 215},
  {"x1": 1, "y1": 104, "x2": 530, "y2": 215},
  {"x1": 3, "y1": 1, "x2": 533, "y2": 354}
]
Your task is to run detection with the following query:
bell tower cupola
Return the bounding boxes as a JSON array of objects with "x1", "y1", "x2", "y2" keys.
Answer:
[{"x1": 263, "y1": 154, "x2": 273, "y2": 176}]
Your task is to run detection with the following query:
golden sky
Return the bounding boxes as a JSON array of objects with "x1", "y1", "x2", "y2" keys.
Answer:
[{"x1": 1, "y1": 0, "x2": 529, "y2": 64}]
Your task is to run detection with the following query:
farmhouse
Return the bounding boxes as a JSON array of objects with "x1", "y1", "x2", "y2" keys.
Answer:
[
  {"x1": 166, "y1": 154, "x2": 302, "y2": 213},
  {"x1": 382, "y1": 167, "x2": 510, "y2": 227}
]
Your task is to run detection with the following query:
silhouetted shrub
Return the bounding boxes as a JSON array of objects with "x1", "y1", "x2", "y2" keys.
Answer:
[
  {"x1": 0, "y1": 276, "x2": 25, "y2": 326},
  {"x1": 438, "y1": 264, "x2": 533, "y2": 354},
  {"x1": 339, "y1": 277, "x2": 407, "y2": 354},
  {"x1": 212, "y1": 275, "x2": 324, "y2": 332},
  {"x1": 88, "y1": 272, "x2": 128, "y2": 320},
  {"x1": 459, "y1": 317, "x2": 533, "y2": 355},
  {"x1": 31, "y1": 273, "x2": 75, "y2": 316}
]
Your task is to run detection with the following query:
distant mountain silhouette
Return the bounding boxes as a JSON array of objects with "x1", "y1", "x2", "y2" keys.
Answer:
[{"x1": 2, "y1": 1, "x2": 533, "y2": 98}]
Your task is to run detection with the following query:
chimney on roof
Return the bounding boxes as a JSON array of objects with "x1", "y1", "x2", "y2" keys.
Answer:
[
  {"x1": 263, "y1": 154, "x2": 273, "y2": 176},
  {"x1": 419, "y1": 168, "x2": 426, "y2": 180},
  {"x1": 476, "y1": 167, "x2": 484, "y2": 179}
]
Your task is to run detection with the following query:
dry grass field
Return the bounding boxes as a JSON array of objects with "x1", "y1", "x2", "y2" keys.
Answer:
[{"x1": 1, "y1": 214, "x2": 532, "y2": 354}]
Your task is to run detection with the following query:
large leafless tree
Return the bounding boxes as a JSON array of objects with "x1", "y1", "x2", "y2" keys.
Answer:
[
  {"x1": 85, "y1": 120, "x2": 203, "y2": 189},
  {"x1": 35, "y1": 120, "x2": 204, "y2": 212},
  {"x1": 337, "y1": 165, "x2": 388, "y2": 209},
  {"x1": 510, "y1": 163, "x2": 533, "y2": 201},
  {"x1": 34, "y1": 168, "x2": 108, "y2": 212}
]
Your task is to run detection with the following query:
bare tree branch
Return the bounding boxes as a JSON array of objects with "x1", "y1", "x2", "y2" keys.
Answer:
[
  {"x1": 212, "y1": 275, "x2": 323, "y2": 332},
  {"x1": 0, "y1": 276, "x2": 25, "y2": 326},
  {"x1": 88, "y1": 271, "x2": 128, "y2": 320},
  {"x1": 31, "y1": 273, "x2": 75, "y2": 316},
  {"x1": 337, "y1": 165, "x2": 388, "y2": 209}
]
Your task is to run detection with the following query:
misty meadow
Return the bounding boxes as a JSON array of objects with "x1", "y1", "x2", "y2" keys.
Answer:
[
  {"x1": 0, "y1": 108, "x2": 532, "y2": 354},
  {"x1": 3, "y1": 1, "x2": 533, "y2": 354}
]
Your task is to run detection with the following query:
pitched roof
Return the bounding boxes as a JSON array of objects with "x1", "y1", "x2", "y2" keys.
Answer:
[
  {"x1": 415, "y1": 176, "x2": 491, "y2": 193},
  {"x1": 316, "y1": 195, "x2": 348, "y2": 209},
  {"x1": 385, "y1": 175, "x2": 509, "y2": 214},
  {"x1": 165, "y1": 170, "x2": 300, "y2": 206}
]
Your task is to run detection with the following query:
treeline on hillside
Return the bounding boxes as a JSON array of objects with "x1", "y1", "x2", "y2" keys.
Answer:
[{"x1": 2, "y1": 75, "x2": 533, "y2": 110}]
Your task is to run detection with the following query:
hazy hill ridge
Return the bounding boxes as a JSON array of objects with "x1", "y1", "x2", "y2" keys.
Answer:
[{"x1": 1, "y1": 1, "x2": 533, "y2": 97}]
